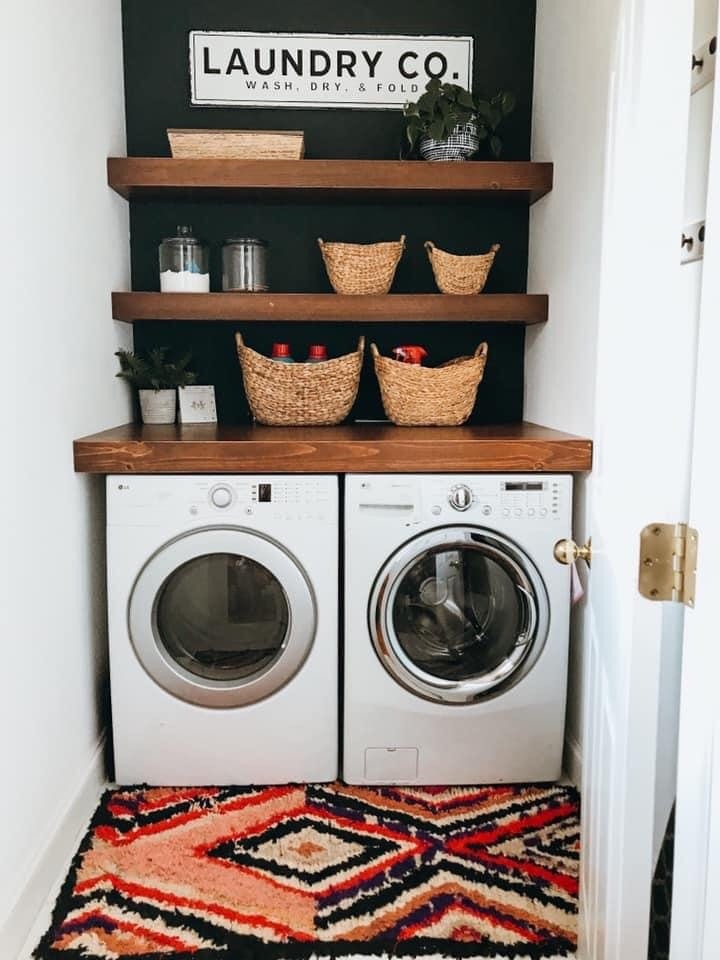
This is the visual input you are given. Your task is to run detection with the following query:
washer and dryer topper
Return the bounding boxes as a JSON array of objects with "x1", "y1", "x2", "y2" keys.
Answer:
[
  {"x1": 344, "y1": 474, "x2": 573, "y2": 785},
  {"x1": 107, "y1": 475, "x2": 338, "y2": 786}
]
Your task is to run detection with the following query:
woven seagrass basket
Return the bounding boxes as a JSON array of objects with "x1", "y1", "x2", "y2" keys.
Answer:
[
  {"x1": 236, "y1": 335, "x2": 364, "y2": 426},
  {"x1": 167, "y1": 128, "x2": 305, "y2": 160},
  {"x1": 425, "y1": 241, "x2": 500, "y2": 295},
  {"x1": 318, "y1": 236, "x2": 405, "y2": 295},
  {"x1": 372, "y1": 342, "x2": 489, "y2": 426}
]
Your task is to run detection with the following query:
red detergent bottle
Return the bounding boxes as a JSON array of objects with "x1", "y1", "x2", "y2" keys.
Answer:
[
  {"x1": 307, "y1": 344, "x2": 328, "y2": 363},
  {"x1": 392, "y1": 345, "x2": 428, "y2": 364},
  {"x1": 271, "y1": 343, "x2": 295, "y2": 363}
]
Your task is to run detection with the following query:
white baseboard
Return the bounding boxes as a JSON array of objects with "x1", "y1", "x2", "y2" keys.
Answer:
[
  {"x1": 1, "y1": 735, "x2": 107, "y2": 960},
  {"x1": 564, "y1": 731, "x2": 583, "y2": 790}
]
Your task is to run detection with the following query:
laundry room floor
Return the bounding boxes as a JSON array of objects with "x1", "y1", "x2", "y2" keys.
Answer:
[{"x1": 30, "y1": 782, "x2": 580, "y2": 960}]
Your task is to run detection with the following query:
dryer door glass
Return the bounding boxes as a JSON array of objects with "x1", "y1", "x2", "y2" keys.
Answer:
[
  {"x1": 371, "y1": 528, "x2": 548, "y2": 704},
  {"x1": 129, "y1": 526, "x2": 316, "y2": 708},
  {"x1": 155, "y1": 553, "x2": 289, "y2": 682}
]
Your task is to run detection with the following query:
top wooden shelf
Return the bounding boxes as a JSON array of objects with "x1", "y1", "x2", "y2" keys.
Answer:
[{"x1": 107, "y1": 158, "x2": 553, "y2": 203}]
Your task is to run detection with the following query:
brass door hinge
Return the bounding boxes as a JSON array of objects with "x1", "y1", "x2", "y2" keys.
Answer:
[{"x1": 638, "y1": 523, "x2": 699, "y2": 607}]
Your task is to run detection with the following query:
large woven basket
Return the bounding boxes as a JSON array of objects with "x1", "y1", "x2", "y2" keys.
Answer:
[
  {"x1": 318, "y1": 236, "x2": 405, "y2": 295},
  {"x1": 236, "y1": 335, "x2": 364, "y2": 426},
  {"x1": 372, "y1": 342, "x2": 489, "y2": 426},
  {"x1": 425, "y1": 241, "x2": 500, "y2": 295},
  {"x1": 167, "y1": 128, "x2": 305, "y2": 159}
]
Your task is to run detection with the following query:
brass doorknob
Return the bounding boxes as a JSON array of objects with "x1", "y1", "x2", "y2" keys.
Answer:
[{"x1": 554, "y1": 538, "x2": 592, "y2": 567}]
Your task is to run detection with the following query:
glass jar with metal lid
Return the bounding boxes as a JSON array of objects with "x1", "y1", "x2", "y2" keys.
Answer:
[
  {"x1": 159, "y1": 225, "x2": 210, "y2": 292},
  {"x1": 222, "y1": 238, "x2": 269, "y2": 292}
]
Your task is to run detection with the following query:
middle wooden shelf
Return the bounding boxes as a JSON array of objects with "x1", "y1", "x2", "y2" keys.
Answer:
[{"x1": 112, "y1": 292, "x2": 548, "y2": 324}]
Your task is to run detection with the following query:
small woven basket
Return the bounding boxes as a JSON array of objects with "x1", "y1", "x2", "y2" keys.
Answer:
[
  {"x1": 318, "y1": 236, "x2": 405, "y2": 295},
  {"x1": 425, "y1": 241, "x2": 500, "y2": 295},
  {"x1": 372, "y1": 342, "x2": 489, "y2": 426},
  {"x1": 236, "y1": 335, "x2": 364, "y2": 426}
]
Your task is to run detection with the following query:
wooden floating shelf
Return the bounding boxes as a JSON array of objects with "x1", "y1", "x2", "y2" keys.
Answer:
[
  {"x1": 107, "y1": 158, "x2": 553, "y2": 203},
  {"x1": 112, "y1": 292, "x2": 548, "y2": 324},
  {"x1": 74, "y1": 422, "x2": 592, "y2": 475}
]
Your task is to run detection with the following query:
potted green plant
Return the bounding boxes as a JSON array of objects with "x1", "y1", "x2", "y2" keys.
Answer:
[
  {"x1": 403, "y1": 79, "x2": 516, "y2": 161},
  {"x1": 115, "y1": 347, "x2": 198, "y2": 424}
]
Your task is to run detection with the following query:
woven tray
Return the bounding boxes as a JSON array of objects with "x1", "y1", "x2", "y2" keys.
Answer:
[
  {"x1": 372, "y1": 342, "x2": 488, "y2": 426},
  {"x1": 425, "y1": 241, "x2": 500, "y2": 295},
  {"x1": 167, "y1": 129, "x2": 305, "y2": 160},
  {"x1": 318, "y1": 236, "x2": 405, "y2": 295},
  {"x1": 236, "y1": 335, "x2": 364, "y2": 426}
]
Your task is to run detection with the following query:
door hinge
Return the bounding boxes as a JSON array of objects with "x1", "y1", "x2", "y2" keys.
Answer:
[
  {"x1": 691, "y1": 35, "x2": 717, "y2": 94},
  {"x1": 638, "y1": 523, "x2": 698, "y2": 607},
  {"x1": 681, "y1": 220, "x2": 705, "y2": 264}
]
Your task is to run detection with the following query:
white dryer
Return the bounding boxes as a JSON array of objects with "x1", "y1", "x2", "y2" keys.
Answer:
[
  {"x1": 344, "y1": 474, "x2": 573, "y2": 785},
  {"x1": 107, "y1": 475, "x2": 338, "y2": 785}
]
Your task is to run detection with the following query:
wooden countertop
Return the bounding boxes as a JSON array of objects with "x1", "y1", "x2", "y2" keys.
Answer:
[{"x1": 73, "y1": 422, "x2": 593, "y2": 474}]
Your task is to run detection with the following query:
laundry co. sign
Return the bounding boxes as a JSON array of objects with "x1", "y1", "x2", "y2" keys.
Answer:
[{"x1": 190, "y1": 32, "x2": 473, "y2": 109}]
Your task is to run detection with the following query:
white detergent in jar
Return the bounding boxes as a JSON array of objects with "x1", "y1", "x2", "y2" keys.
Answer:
[
  {"x1": 160, "y1": 269, "x2": 210, "y2": 292},
  {"x1": 159, "y1": 226, "x2": 210, "y2": 293}
]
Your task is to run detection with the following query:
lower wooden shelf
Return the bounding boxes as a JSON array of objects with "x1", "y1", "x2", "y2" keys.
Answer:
[{"x1": 73, "y1": 422, "x2": 593, "y2": 474}]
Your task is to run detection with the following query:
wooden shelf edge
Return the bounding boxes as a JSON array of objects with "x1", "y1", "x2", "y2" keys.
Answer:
[
  {"x1": 73, "y1": 422, "x2": 592, "y2": 475},
  {"x1": 111, "y1": 292, "x2": 548, "y2": 324},
  {"x1": 107, "y1": 158, "x2": 553, "y2": 203}
]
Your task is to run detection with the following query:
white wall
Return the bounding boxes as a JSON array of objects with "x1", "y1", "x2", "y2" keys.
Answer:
[
  {"x1": 527, "y1": 0, "x2": 619, "y2": 776},
  {"x1": 0, "y1": 0, "x2": 130, "y2": 952}
]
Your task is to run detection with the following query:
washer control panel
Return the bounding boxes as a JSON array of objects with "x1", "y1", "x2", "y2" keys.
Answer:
[
  {"x1": 428, "y1": 476, "x2": 569, "y2": 522},
  {"x1": 498, "y1": 480, "x2": 560, "y2": 520},
  {"x1": 349, "y1": 475, "x2": 571, "y2": 528}
]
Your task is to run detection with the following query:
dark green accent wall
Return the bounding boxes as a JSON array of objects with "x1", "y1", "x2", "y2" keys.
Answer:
[{"x1": 122, "y1": 0, "x2": 536, "y2": 424}]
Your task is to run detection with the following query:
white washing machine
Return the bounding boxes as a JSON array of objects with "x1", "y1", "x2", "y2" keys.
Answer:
[
  {"x1": 107, "y1": 474, "x2": 338, "y2": 785},
  {"x1": 344, "y1": 474, "x2": 573, "y2": 785}
]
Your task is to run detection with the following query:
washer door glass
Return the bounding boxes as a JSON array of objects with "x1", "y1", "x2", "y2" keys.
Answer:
[
  {"x1": 129, "y1": 527, "x2": 316, "y2": 708},
  {"x1": 155, "y1": 553, "x2": 289, "y2": 683},
  {"x1": 371, "y1": 528, "x2": 549, "y2": 704}
]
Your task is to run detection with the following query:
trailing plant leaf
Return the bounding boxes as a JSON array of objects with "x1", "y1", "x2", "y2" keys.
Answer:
[
  {"x1": 457, "y1": 88, "x2": 475, "y2": 109},
  {"x1": 501, "y1": 91, "x2": 517, "y2": 114}
]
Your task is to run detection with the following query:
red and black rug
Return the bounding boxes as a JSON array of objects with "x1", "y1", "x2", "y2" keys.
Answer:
[{"x1": 34, "y1": 782, "x2": 579, "y2": 959}]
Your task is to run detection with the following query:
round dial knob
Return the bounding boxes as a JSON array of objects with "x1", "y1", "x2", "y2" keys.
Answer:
[
  {"x1": 210, "y1": 485, "x2": 233, "y2": 509},
  {"x1": 448, "y1": 484, "x2": 473, "y2": 511}
]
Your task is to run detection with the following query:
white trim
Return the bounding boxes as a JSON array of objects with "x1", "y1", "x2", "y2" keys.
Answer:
[
  {"x1": 564, "y1": 731, "x2": 583, "y2": 791},
  {"x1": 1, "y1": 736, "x2": 107, "y2": 960}
]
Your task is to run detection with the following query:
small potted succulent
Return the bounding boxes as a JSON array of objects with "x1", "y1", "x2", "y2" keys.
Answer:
[
  {"x1": 403, "y1": 79, "x2": 516, "y2": 161},
  {"x1": 115, "y1": 347, "x2": 197, "y2": 424}
]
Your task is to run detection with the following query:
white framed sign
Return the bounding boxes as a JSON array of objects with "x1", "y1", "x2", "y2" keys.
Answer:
[
  {"x1": 178, "y1": 385, "x2": 217, "y2": 424},
  {"x1": 190, "y1": 32, "x2": 473, "y2": 109}
]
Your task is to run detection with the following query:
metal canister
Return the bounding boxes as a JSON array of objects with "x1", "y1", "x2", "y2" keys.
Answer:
[{"x1": 222, "y1": 238, "x2": 269, "y2": 291}]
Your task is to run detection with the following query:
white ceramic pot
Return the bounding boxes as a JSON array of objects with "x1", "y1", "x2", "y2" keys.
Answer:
[{"x1": 139, "y1": 389, "x2": 177, "y2": 424}]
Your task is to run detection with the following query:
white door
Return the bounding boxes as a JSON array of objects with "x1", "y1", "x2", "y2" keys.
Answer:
[
  {"x1": 669, "y1": 1, "x2": 720, "y2": 952},
  {"x1": 579, "y1": 0, "x2": 707, "y2": 957}
]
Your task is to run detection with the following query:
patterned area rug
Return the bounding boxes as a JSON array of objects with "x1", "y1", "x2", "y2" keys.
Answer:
[{"x1": 35, "y1": 782, "x2": 579, "y2": 959}]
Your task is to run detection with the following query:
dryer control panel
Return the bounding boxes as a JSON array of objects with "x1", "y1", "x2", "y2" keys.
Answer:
[{"x1": 107, "y1": 475, "x2": 336, "y2": 526}]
